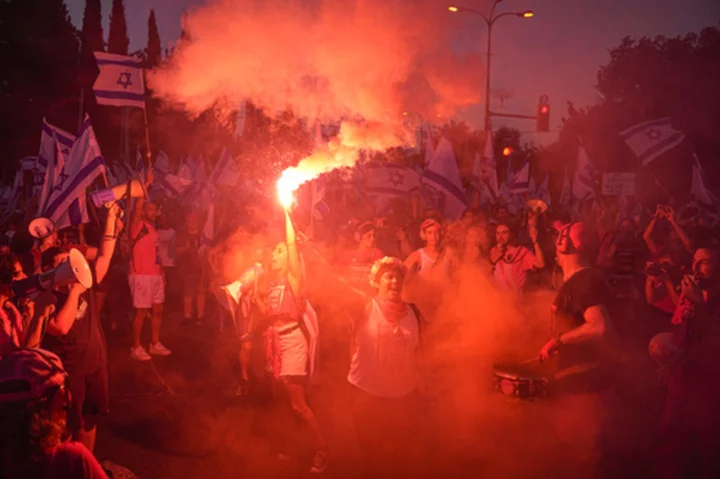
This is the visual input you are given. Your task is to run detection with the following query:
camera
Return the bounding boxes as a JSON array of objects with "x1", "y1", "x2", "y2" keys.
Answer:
[{"x1": 645, "y1": 262, "x2": 666, "y2": 277}]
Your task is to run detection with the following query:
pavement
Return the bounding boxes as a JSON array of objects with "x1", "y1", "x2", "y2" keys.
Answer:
[{"x1": 92, "y1": 268, "x2": 661, "y2": 479}]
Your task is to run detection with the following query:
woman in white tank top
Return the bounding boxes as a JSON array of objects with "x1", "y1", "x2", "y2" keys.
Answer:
[{"x1": 347, "y1": 257, "x2": 425, "y2": 475}]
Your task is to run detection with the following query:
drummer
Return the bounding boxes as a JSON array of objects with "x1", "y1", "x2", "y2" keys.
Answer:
[{"x1": 538, "y1": 221, "x2": 613, "y2": 392}]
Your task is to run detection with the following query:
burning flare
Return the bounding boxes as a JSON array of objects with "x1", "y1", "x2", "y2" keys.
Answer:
[{"x1": 277, "y1": 168, "x2": 310, "y2": 209}]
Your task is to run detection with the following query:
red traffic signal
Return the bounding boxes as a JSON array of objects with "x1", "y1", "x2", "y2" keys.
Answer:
[
  {"x1": 502, "y1": 147, "x2": 514, "y2": 156},
  {"x1": 537, "y1": 96, "x2": 550, "y2": 132}
]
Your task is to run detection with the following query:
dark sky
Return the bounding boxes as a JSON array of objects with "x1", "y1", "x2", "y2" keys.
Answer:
[{"x1": 66, "y1": 0, "x2": 720, "y2": 140}]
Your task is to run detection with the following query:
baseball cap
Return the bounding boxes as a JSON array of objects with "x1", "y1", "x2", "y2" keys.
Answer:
[
  {"x1": 553, "y1": 220, "x2": 592, "y2": 253},
  {"x1": 420, "y1": 218, "x2": 440, "y2": 231},
  {"x1": 0, "y1": 348, "x2": 66, "y2": 403}
]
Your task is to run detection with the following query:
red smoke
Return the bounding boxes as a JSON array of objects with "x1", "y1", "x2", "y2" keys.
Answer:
[{"x1": 149, "y1": 0, "x2": 484, "y2": 132}]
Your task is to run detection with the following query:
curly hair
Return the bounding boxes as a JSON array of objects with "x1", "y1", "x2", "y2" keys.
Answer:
[
  {"x1": 369, "y1": 257, "x2": 406, "y2": 288},
  {"x1": 0, "y1": 389, "x2": 66, "y2": 464}
]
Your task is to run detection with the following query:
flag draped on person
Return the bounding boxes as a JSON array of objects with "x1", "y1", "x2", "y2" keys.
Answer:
[
  {"x1": 93, "y1": 52, "x2": 146, "y2": 109},
  {"x1": 422, "y1": 137, "x2": 467, "y2": 220},
  {"x1": 620, "y1": 117, "x2": 684, "y2": 167},
  {"x1": 42, "y1": 116, "x2": 106, "y2": 227}
]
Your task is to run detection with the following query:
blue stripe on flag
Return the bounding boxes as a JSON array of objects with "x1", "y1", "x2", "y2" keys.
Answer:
[
  {"x1": 42, "y1": 123, "x2": 75, "y2": 148},
  {"x1": 95, "y1": 58, "x2": 143, "y2": 67},
  {"x1": 43, "y1": 156, "x2": 105, "y2": 218},
  {"x1": 638, "y1": 132, "x2": 684, "y2": 164},
  {"x1": 423, "y1": 170, "x2": 468, "y2": 206},
  {"x1": 620, "y1": 118, "x2": 671, "y2": 139},
  {"x1": 94, "y1": 91, "x2": 146, "y2": 102}
]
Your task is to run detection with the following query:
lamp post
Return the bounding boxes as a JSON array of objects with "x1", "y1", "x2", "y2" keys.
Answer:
[{"x1": 449, "y1": 2, "x2": 534, "y2": 131}]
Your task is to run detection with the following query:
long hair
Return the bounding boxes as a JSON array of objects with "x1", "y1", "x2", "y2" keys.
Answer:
[{"x1": 0, "y1": 390, "x2": 66, "y2": 466}]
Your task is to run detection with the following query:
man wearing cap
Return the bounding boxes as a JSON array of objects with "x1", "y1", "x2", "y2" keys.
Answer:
[
  {"x1": 404, "y1": 217, "x2": 451, "y2": 283},
  {"x1": 38, "y1": 203, "x2": 123, "y2": 454},
  {"x1": 538, "y1": 221, "x2": 612, "y2": 389},
  {"x1": 0, "y1": 348, "x2": 108, "y2": 478}
]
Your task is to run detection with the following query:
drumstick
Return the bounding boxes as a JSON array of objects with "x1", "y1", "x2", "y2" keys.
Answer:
[{"x1": 519, "y1": 357, "x2": 540, "y2": 365}]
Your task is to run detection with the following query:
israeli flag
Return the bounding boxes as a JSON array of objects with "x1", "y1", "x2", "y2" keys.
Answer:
[
  {"x1": 93, "y1": 52, "x2": 145, "y2": 109},
  {"x1": 422, "y1": 137, "x2": 467, "y2": 220},
  {"x1": 43, "y1": 116, "x2": 107, "y2": 225},
  {"x1": 210, "y1": 148, "x2": 241, "y2": 188}
]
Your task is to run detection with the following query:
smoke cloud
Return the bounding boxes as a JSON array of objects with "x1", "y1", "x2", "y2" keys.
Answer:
[{"x1": 149, "y1": 0, "x2": 484, "y2": 152}]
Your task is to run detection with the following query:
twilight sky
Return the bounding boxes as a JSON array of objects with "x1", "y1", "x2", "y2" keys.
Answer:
[{"x1": 65, "y1": 0, "x2": 720, "y2": 141}]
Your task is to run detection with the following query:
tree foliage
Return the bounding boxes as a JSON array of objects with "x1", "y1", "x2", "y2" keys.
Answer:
[
  {"x1": 0, "y1": 0, "x2": 80, "y2": 178},
  {"x1": 553, "y1": 27, "x2": 720, "y2": 200},
  {"x1": 146, "y1": 9, "x2": 162, "y2": 69},
  {"x1": 108, "y1": 0, "x2": 129, "y2": 55}
]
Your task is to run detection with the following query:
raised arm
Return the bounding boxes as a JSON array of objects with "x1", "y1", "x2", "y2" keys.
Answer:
[
  {"x1": 667, "y1": 208, "x2": 692, "y2": 254},
  {"x1": 94, "y1": 202, "x2": 123, "y2": 284},
  {"x1": 284, "y1": 210, "x2": 304, "y2": 299},
  {"x1": 642, "y1": 211, "x2": 660, "y2": 255},
  {"x1": 45, "y1": 283, "x2": 87, "y2": 336},
  {"x1": 528, "y1": 224, "x2": 545, "y2": 269}
]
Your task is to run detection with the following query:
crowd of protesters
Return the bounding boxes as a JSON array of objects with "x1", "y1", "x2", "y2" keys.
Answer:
[{"x1": 1, "y1": 164, "x2": 719, "y2": 478}]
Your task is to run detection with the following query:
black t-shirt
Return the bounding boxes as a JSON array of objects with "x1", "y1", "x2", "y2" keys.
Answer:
[
  {"x1": 42, "y1": 285, "x2": 106, "y2": 376},
  {"x1": 176, "y1": 230, "x2": 203, "y2": 272},
  {"x1": 552, "y1": 268, "x2": 614, "y2": 392}
]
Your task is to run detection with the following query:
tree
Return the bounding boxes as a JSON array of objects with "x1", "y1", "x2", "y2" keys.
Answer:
[
  {"x1": 146, "y1": 9, "x2": 162, "y2": 69},
  {"x1": 553, "y1": 27, "x2": 720, "y2": 203},
  {"x1": 0, "y1": 0, "x2": 80, "y2": 177},
  {"x1": 79, "y1": 0, "x2": 103, "y2": 88},
  {"x1": 108, "y1": 0, "x2": 129, "y2": 55}
]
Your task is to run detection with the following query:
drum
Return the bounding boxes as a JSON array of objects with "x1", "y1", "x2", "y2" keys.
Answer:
[{"x1": 493, "y1": 362, "x2": 550, "y2": 400}]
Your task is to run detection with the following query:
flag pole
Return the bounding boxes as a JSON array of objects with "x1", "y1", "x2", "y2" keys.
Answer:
[{"x1": 142, "y1": 69, "x2": 152, "y2": 169}]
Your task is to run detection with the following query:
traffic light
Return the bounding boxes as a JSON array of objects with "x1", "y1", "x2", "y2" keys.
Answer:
[
  {"x1": 502, "y1": 146, "x2": 514, "y2": 157},
  {"x1": 537, "y1": 96, "x2": 550, "y2": 132}
]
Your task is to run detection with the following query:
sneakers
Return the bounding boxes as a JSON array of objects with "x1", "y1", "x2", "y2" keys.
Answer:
[
  {"x1": 130, "y1": 346, "x2": 151, "y2": 361},
  {"x1": 310, "y1": 449, "x2": 329, "y2": 474},
  {"x1": 149, "y1": 342, "x2": 172, "y2": 356}
]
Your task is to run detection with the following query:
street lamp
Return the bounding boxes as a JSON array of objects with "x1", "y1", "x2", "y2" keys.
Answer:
[{"x1": 448, "y1": 2, "x2": 534, "y2": 131}]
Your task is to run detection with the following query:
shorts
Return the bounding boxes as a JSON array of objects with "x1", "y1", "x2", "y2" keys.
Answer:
[
  {"x1": 128, "y1": 274, "x2": 165, "y2": 309},
  {"x1": 180, "y1": 267, "x2": 206, "y2": 295},
  {"x1": 67, "y1": 366, "x2": 110, "y2": 431}
]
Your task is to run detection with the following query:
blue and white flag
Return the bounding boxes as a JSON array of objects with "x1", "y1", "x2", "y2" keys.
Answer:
[
  {"x1": 573, "y1": 142, "x2": 597, "y2": 203},
  {"x1": 558, "y1": 167, "x2": 572, "y2": 208},
  {"x1": 620, "y1": 117, "x2": 684, "y2": 167},
  {"x1": 422, "y1": 137, "x2": 467, "y2": 220},
  {"x1": 691, "y1": 154, "x2": 719, "y2": 223},
  {"x1": 474, "y1": 130, "x2": 500, "y2": 204},
  {"x1": 363, "y1": 162, "x2": 421, "y2": 214},
  {"x1": 38, "y1": 119, "x2": 75, "y2": 169},
  {"x1": 0, "y1": 172, "x2": 23, "y2": 222},
  {"x1": 312, "y1": 177, "x2": 330, "y2": 220},
  {"x1": 424, "y1": 127, "x2": 435, "y2": 169},
  {"x1": 154, "y1": 151, "x2": 171, "y2": 176},
  {"x1": 93, "y1": 52, "x2": 145, "y2": 109},
  {"x1": 210, "y1": 148, "x2": 241, "y2": 188},
  {"x1": 535, "y1": 174, "x2": 551, "y2": 206},
  {"x1": 509, "y1": 158, "x2": 530, "y2": 194},
  {"x1": 43, "y1": 116, "x2": 106, "y2": 226}
]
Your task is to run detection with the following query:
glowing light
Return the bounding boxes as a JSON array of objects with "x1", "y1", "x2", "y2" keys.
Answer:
[
  {"x1": 502, "y1": 147, "x2": 513, "y2": 156},
  {"x1": 540, "y1": 105, "x2": 549, "y2": 114},
  {"x1": 276, "y1": 168, "x2": 310, "y2": 209},
  {"x1": 522, "y1": 10, "x2": 534, "y2": 18},
  {"x1": 448, "y1": 6, "x2": 459, "y2": 12}
]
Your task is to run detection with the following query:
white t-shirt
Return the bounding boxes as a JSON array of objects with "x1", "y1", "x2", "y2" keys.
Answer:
[
  {"x1": 348, "y1": 299, "x2": 419, "y2": 398},
  {"x1": 492, "y1": 245, "x2": 536, "y2": 292},
  {"x1": 156, "y1": 228, "x2": 176, "y2": 267}
]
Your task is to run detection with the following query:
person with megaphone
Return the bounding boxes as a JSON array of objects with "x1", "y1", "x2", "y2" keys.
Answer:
[
  {"x1": 37, "y1": 202, "x2": 124, "y2": 455},
  {"x1": 28, "y1": 217, "x2": 98, "y2": 275}
]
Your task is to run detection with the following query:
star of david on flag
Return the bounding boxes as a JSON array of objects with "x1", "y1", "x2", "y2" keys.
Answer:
[
  {"x1": 620, "y1": 117, "x2": 684, "y2": 167},
  {"x1": 93, "y1": 52, "x2": 145, "y2": 109}
]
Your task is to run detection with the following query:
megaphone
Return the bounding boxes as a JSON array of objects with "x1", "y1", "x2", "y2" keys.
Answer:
[
  {"x1": 10, "y1": 248, "x2": 93, "y2": 299},
  {"x1": 221, "y1": 264, "x2": 264, "y2": 304},
  {"x1": 90, "y1": 179, "x2": 148, "y2": 208},
  {"x1": 28, "y1": 217, "x2": 56, "y2": 240},
  {"x1": 526, "y1": 199, "x2": 548, "y2": 215}
]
